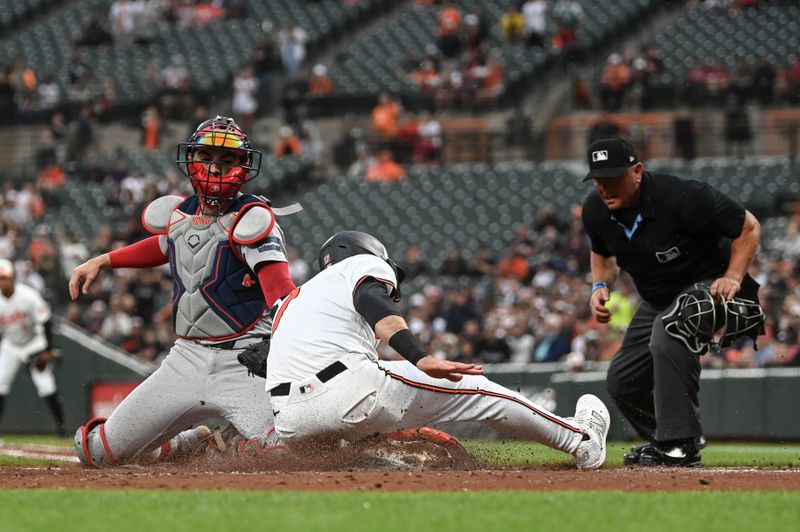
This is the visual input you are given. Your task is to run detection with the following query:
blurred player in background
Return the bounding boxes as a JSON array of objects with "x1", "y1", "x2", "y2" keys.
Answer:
[
  {"x1": 69, "y1": 116, "x2": 296, "y2": 466},
  {"x1": 0, "y1": 259, "x2": 65, "y2": 438}
]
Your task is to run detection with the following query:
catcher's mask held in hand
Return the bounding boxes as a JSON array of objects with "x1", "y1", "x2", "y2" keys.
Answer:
[
  {"x1": 663, "y1": 283, "x2": 765, "y2": 354},
  {"x1": 176, "y1": 116, "x2": 262, "y2": 214}
]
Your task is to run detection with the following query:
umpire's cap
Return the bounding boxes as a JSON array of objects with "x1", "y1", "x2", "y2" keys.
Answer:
[{"x1": 583, "y1": 138, "x2": 639, "y2": 181}]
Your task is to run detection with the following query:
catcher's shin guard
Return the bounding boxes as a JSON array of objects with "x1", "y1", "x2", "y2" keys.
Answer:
[{"x1": 74, "y1": 417, "x2": 116, "y2": 467}]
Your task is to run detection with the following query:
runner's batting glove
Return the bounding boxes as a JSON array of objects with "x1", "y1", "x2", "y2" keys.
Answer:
[{"x1": 237, "y1": 338, "x2": 270, "y2": 379}]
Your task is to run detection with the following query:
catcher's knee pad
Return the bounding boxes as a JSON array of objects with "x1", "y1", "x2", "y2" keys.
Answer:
[{"x1": 74, "y1": 417, "x2": 116, "y2": 467}]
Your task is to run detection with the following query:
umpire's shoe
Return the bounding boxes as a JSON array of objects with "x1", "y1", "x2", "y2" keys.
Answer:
[{"x1": 625, "y1": 437, "x2": 705, "y2": 467}]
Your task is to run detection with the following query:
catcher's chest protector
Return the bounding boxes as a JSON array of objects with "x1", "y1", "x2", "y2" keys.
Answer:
[{"x1": 165, "y1": 196, "x2": 266, "y2": 339}]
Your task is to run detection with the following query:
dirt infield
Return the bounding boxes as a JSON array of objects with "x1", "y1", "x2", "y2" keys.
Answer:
[
  {"x1": 2, "y1": 442, "x2": 798, "y2": 492},
  {"x1": 2, "y1": 463, "x2": 798, "y2": 492}
]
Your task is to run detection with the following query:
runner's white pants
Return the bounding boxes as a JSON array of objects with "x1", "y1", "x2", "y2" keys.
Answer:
[{"x1": 272, "y1": 353, "x2": 584, "y2": 454}]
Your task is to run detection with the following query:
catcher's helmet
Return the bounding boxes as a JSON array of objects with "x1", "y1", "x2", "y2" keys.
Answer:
[
  {"x1": 319, "y1": 231, "x2": 405, "y2": 300},
  {"x1": 663, "y1": 283, "x2": 765, "y2": 354},
  {"x1": 176, "y1": 116, "x2": 262, "y2": 213}
]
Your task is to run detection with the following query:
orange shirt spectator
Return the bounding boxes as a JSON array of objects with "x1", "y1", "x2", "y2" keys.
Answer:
[
  {"x1": 499, "y1": 253, "x2": 529, "y2": 281},
  {"x1": 602, "y1": 60, "x2": 631, "y2": 92},
  {"x1": 372, "y1": 93, "x2": 402, "y2": 136},
  {"x1": 438, "y1": 1, "x2": 461, "y2": 36},
  {"x1": 38, "y1": 163, "x2": 66, "y2": 190},
  {"x1": 275, "y1": 127, "x2": 302, "y2": 158},
  {"x1": 366, "y1": 151, "x2": 405, "y2": 182},
  {"x1": 308, "y1": 64, "x2": 334, "y2": 96},
  {"x1": 142, "y1": 105, "x2": 160, "y2": 150}
]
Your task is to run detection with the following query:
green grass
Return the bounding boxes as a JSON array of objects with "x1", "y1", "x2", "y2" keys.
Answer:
[
  {"x1": 464, "y1": 440, "x2": 800, "y2": 468},
  {"x1": 1, "y1": 434, "x2": 72, "y2": 447},
  {"x1": 0, "y1": 490, "x2": 798, "y2": 532}
]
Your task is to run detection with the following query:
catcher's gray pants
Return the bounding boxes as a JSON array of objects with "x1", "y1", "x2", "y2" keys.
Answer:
[
  {"x1": 272, "y1": 353, "x2": 584, "y2": 454},
  {"x1": 606, "y1": 300, "x2": 703, "y2": 443},
  {"x1": 100, "y1": 339, "x2": 273, "y2": 462}
]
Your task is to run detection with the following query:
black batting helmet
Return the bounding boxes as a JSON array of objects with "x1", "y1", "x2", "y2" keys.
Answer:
[{"x1": 319, "y1": 231, "x2": 405, "y2": 299}]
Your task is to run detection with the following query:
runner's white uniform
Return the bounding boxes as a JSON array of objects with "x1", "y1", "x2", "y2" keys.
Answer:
[
  {"x1": 0, "y1": 282, "x2": 56, "y2": 397},
  {"x1": 267, "y1": 255, "x2": 586, "y2": 454}
]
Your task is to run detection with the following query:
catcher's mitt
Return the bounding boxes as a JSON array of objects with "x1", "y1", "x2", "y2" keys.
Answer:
[{"x1": 237, "y1": 337, "x2": 270, "y2": 378}]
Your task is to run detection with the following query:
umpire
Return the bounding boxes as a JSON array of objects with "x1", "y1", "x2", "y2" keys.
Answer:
[{"x1": 581, "y1": 138, "x2": 761, "y2": 467}]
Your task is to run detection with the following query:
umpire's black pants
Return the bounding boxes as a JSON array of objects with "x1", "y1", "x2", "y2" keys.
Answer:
[{"x1": 606, "y1": 300, "x2": 703, "y2": 443}]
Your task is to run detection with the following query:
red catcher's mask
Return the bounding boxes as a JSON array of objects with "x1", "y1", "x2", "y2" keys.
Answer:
[{"x1": 176, "y1": 116, "x2": 262, "y2": 214}]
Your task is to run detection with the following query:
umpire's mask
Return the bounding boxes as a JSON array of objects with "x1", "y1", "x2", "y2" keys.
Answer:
[
  {"x1": 663, "y1": 283, "x2": 766, "y2": 354},
  {"x1": 663, "y1": 285, "x2": 725, "y2": 355}
]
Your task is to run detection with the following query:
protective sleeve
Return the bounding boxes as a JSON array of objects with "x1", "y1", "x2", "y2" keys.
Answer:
[
  {"x1": 108, "y1": 236, "x2": 169, "y2": 268},
  {"x1": 353, "y1": 279, "x2": 402, "y2": 329},
  {"x1": 388, "y1": 329, "x2": 428, "y2": 365},
  {"x1": 255, "y1": 261, "x2": 296, "y2": 308}
]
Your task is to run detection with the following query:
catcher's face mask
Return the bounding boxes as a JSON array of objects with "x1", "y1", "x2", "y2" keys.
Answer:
[{"x1": 663, "y1": 284, "x2": 765, "y2": 354}]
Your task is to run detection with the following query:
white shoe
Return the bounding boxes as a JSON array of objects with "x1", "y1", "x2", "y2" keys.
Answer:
[
  {"x1": 161, "y1": 425, "x2": 213, "y2": 461},
  {"x1": 572, "y1": 394, "x2": 610, "y2": 470}
]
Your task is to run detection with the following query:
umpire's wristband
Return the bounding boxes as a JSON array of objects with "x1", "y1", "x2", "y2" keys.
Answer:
[
  {"x1": 388, "y1": 329, "x2": 428, "y2": 366},
  {"x1": 591, "y1": 282, "x2": 608, "y2": 294}
]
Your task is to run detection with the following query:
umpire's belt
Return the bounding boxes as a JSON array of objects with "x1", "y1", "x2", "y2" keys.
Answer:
[{"x1": 270, "y1": 361, "x2": 348, "y2": 397}]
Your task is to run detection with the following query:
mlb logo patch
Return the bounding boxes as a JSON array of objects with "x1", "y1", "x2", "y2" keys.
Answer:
[{"x1": 592, "y1": 150, "x2": 609, "y2": 162}]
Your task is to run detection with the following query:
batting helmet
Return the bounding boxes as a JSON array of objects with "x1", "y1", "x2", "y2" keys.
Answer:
[
  {"x1": 176, "y1": 116, "x2": 262, "y2": 214},
  {"x1": 319, "y1": 231, "x2": 405, "y2": 300}
]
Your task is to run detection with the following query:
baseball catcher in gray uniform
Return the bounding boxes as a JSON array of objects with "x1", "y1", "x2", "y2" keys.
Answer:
[{"x1": 69, "y1": 116, "x2": 296, "y2": 466}]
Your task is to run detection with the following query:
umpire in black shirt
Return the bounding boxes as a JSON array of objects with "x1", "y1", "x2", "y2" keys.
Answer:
[{"x1": 581, "y1": 138, "x2": 761, "y2": 466}]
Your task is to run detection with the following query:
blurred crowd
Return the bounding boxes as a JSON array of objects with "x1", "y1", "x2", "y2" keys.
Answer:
[{"x1": 583, "y1": 48, "x2": 800, "y2": 112}]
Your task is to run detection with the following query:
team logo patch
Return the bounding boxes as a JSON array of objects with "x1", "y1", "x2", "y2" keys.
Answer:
[
  {"x1": 592, "y1": 150, "x2": 609, "y2": 162},
  {"x1": 187, "y1": 234, "x2": 201, "y2": 249},
  {"x1": 242, "y1": 274, "x2": 255, "y2": 287},
  {"x1": 655, "y1": 246, "x2": 681, "y2": 263}
]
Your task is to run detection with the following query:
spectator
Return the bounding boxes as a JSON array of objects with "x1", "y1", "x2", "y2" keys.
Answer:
[
  {"x1": 141, "y1": 105, "x2": 161, "y2": 150},
  {"x1": 365, "y1": 150, "x2": 405, "y2": 182},
  {"x1": 60, "y1": 232, "x2": 90, "y2": 282},
  {"x1": 109, "y1": 0, "x2": 144, "y2": 46},
  {"x1": 402, "y1": 244, "x2": 430, "y2": 279},
  {"x1": 415, "y1": 111, "x2": 442, "y2": 164},
  {"x1": 437, "y1": 0, "x2": 462, "y2": 59},
  {"x1": 673, "y1": 109, "x2": 696, "y2": 161},
  {"x1": 463, "y1": 9, "x2": 489, "y2": 51},
  {"x1": 522, "y1": 0, "x2": 548, "y2": 48},
  {"x1": 372, "y1": 92, "x2": 403, "y2": 137},
  {"x1": 600, "y1": 53, "x2": 631, "y2": 111},
  {"x1": 307, "y1": 64, "x2": 333, "y2": 97},
  {"x1": 8, "y1": 56, "x2": 37, "y2": 110},
  {"x1": 232, "y1": 66, "x2": 259, "y2": 134},
  {"x1": 500, "y1": 5, "x2": 525, "y2": 43},
  {"x1": 274, "y1": 126, "x2": 302, "y2": 159},
  {"x1": 76, "y1": 9, "x2": 113, "y2": 46},
  {"x1": 440, "y1": 247, "x2": 470, "y2": 276},
  {"x1": 278, "y1": 24, "x2": 308, "y2": 78},
  {"x1": 753, "y1": 56, "x2": 776, "y2": 105},
  {"x1": 251, "y1": 34, "x2": 280, "y2": 113},
  {"x1": 469, "y1": 244, "x2": 497, "y2": 277},
  {"x1": 36, "y1": 76, "x2": 61, "y2": 112},
  {"x1": 287, "y1": 248, "x2": 310, "y2": 284},
  {"x1": 0, "y1": 69, "x2": 16, "y2": 125}
]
